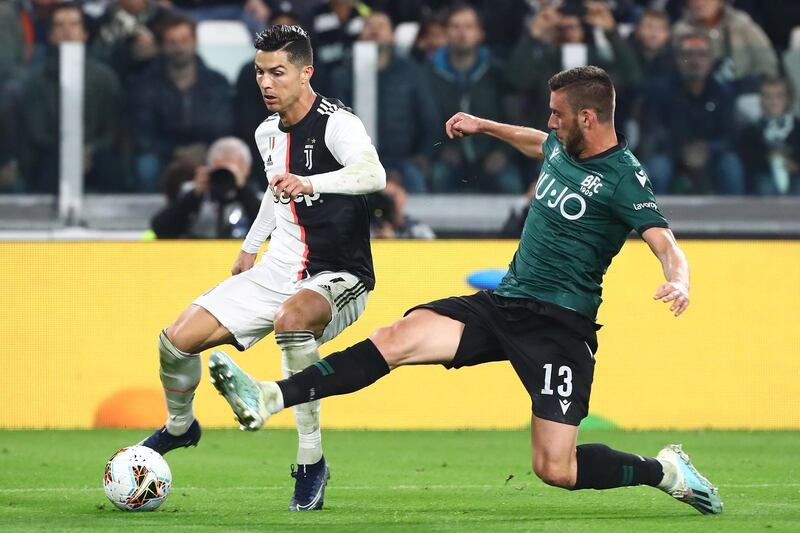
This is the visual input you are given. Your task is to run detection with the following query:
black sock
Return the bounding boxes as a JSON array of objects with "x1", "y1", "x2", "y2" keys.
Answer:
[
  {"x1": 276, "y1": 339, "x2": 390, "y2": 408},
  {"x1": 573, "y1": 444, "x2": 663, "y2": 490}
]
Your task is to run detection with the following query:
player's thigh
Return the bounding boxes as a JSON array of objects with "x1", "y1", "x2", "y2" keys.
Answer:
[
  {"x1": 167, "y1": 303, "x2": 234, "y2": 354},
  {"x1": 370, "y1": 309, "x2": 465, "y2": 368},
  {"x1": 294, "y1": 271, "x2": 369, "y2": 341},
  {"x1": 505, "y1": 321, "x2": 596, "y2": 427},
  {"x1": 274, "y1": 289, "x2": 333, "y2": 337},
  {"x1": 191, "y1": 267, "x2": 289, "y2": 351}
]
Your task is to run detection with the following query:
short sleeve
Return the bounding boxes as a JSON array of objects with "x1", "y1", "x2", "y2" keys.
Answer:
[
  {"x1": 541, "y1": 130, "x2": 560, "y2": 159},
  {"x1": 610, "y1": 167, "x2": 669, "y2": 235},
  {"x1": 324, "y1": 110, "x2": 379, "y2": 166}
]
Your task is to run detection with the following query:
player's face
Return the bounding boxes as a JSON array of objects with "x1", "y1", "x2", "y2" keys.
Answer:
[
  {"x1": 255, "y1": 49, "x2": 312, "y2": 114},
  {"x1": 548, "y1": 90, "x2": 586, "y2": 157}
]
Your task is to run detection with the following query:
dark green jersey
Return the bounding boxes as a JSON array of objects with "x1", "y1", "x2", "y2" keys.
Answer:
[{"x1": 495, "y1": 131, "x2": 669, "y2": 321}]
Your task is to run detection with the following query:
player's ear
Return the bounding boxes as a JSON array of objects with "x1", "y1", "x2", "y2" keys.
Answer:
[
  {"x1": 301, "y1": 65, "x2": 314, "y2": 85},
  {"x1": 579, "y1": 109, "x2": 592, "y2": 128}
]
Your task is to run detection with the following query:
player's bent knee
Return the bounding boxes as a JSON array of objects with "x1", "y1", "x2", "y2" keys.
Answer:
[
  {"x1": 370, "y1": 321, "x2": 413, "y2": 369},
  {"x1": 533, "y1": 461, "x2": 573, "y2": 489},
  {"x1": 273, "y1": 306, "x2": 314, "y2": 333}
]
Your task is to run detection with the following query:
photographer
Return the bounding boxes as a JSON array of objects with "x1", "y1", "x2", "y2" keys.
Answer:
[{"x1": 150, "y1": 137, "x2": 261, "y2": 238}]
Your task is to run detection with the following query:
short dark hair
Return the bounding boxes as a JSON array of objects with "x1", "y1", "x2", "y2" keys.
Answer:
[
  {"x1": 254, "y1": 25, "x2": 313, "y2": 67},
  {"x1": 155, "y1": 15, "x2": 196, "y2": 44},
  {"x1": 548, "y1": 66, "x2": 615, "y2": 123},
  {"x1": 48, "y1": 2, "x2": 88, "y2": 34}
]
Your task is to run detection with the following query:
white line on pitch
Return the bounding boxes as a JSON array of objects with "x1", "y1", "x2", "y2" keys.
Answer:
[{"x1": 1, "y1": 483, "x2": 799, "y2": 494}]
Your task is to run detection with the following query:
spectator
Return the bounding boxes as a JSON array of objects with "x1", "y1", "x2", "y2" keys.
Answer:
[
  {"x1": 19, "y1": 2, "x2": 124, "y2": 193},
  {"x1": 506, "y1": 0, "x2": 641, "y2": 130},
  {"x1": 411, "y1": 12, "x2": 447, "y2": 64},
  {"x1": 131, "y1": 14, "x2": 232, "y2": 192},
  {"x1": 0, "y1": 0, "x2": 29, "y2": 193},
  {"x1": 233, "y1": 7, "x2": 301, "y2": 186},
  {"x1": 642, "y1": 31, "x2": 745, "y2": 195},
  {"x1": 0, "y1": 0, "x2": 30, "y2": 81},
  {"x1": 426, "y1": 3, "x2": 522, "y2": 193},
  {"x1": 27, "y1": 0, "x2": 59, "y2": 66},
  {"x1": 309, "y1": 0, "x2": 368, "y2": 97},
  {"x1": 330, "y1": 9, "x2": 440, "y2": 193},
  {"x1": 500, "y1": 181, "x2": 536, "y2": 238},
  {"x1": 672, "y1": 0, "x2": 778, "y2": 91},
  {"x1": 631, "y1": 9, "x2": 674, "y2": 84},
  {"x1": 368, "y1": 177, "x2": 435, "y2": 239},
  {"x1": 0, "y1": 84, "x2": 22, "y2": 193},
  {"x1": 92, "y1": 0, "x2": 171, "y2": 86},
  {"x1": 737, "y1": 77, "x2": 800, "y2": 195},
  {"x1": 151, "y1": 136, "x2": 261, "y2": 238},
  {"x1": 169, "y1": 0, "x2": 271, "y2": 36}
]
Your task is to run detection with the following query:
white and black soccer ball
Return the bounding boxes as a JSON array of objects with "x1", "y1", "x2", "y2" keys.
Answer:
[{"x1": 103, "y1": 445, "x2": 172, "y2": 511}]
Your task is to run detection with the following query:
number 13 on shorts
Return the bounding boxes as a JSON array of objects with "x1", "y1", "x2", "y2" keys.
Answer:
[{"x1": 541, "y1": 363, "x2": 573, "y2": 397}]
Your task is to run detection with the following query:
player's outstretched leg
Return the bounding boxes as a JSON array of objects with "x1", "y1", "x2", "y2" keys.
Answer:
[
  {"x1": 656, "y1": 444, "x2": 723, "y2": 514},
  {"x1": 139, "y1": 330, "x2": 203, "y2": 454},
  {"x1": 208, "y1": 350, "x2": 283, "y2": 430}
]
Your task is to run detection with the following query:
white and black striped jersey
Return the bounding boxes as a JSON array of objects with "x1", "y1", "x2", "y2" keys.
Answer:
[{"x1": 253, "y1": 94, "x2": 379, "y2": 290}]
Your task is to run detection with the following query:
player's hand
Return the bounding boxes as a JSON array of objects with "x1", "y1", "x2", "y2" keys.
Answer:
[
  {"x1": 445, "y1": 112, "x2": 484, "y2": 139},
  {"x1": 269, "y1": 173, "x2": 312, "y2": 200},
  {"x1": 231, "y1": 250, "x2": 257, "y2": 275},
  {"x1": 653, "y1": 281, "x2": 690, "y2": 317}
]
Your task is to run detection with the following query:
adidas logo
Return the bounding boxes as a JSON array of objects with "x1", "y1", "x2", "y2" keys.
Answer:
[
  {"x1": 266, "y1": 154, "x2": 273, "y2": 166},
  {"x1": 559, "y1": 399, "x2": 572, "y2": 415}
]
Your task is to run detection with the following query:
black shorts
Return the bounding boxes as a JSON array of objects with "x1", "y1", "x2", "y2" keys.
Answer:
[{"x1": 406, "y1": 291, "x2": 599, "y2": 426}]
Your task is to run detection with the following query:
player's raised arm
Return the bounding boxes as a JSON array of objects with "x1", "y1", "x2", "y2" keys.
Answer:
[
  {"x1": 445, "y1": 112, "x2": 548, "y2": 159},
  {"x1": 270, "y1": 110, "x2": 386, "y2": 198},
  {"x1": 642, "y1": 227, "x2": 690, "y2": 317}
]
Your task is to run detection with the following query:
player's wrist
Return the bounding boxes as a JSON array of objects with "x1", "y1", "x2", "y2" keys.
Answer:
[{"x1": 300, "y1": 176, "x2": 313, "y2": 194}]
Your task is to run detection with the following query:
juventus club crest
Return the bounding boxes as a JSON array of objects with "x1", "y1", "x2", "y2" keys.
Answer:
[{"x1": 305, "y1": 137, "x2": 316, "y2": 169}]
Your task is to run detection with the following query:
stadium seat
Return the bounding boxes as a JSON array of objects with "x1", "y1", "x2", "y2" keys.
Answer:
[{"x1": 196, "y1": 20, "x2": 254, "y2": 83}]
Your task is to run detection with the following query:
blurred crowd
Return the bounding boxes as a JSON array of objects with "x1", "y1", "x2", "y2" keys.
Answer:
[{"x1": 2, "y1": 0, "x2": 800, "y2": 201}]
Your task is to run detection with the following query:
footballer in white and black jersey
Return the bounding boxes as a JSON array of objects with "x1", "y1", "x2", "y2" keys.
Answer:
[{"x1": 137, "y1": 24, "x2": 386, "y2": 511}]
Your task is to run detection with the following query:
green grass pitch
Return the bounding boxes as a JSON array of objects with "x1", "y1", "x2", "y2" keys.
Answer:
[{"x1": 0, "y1": 429, "x2": 798, "y2": 531}]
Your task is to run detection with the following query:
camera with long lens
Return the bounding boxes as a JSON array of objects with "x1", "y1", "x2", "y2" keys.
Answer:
[{"x1": 208, "y1": 167, "x2": 238, "y2": 203}]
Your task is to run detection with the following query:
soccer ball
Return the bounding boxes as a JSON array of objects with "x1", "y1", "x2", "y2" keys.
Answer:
[{"x1": 103, "y1": 446, "x2": 172, "y2": 511}]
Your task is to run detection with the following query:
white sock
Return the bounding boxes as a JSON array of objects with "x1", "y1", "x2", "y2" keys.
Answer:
[
  {"x1": 158, "y1": 330, "x2": 201, "y2": 436},
  {"x1": 276, "y1": 330, "x2": 323, "y2": 465},
  {"x1": 657, "y1": 459, "x2": 680, "y2": 491}
]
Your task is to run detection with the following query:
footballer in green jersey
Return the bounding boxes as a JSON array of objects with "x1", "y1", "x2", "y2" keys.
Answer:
[{"x1": 211, "y1": 66, "x2": 722, "y2": 515}]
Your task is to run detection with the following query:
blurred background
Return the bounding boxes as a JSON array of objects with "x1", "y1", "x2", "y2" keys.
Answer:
[{"x1": 0, "y1": 0, "x2": 798, "y2": 431}]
